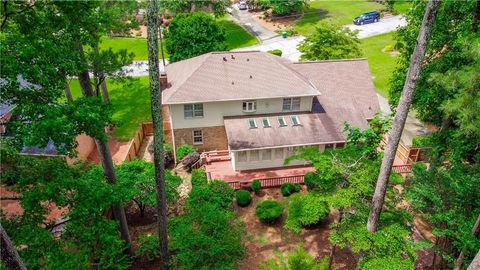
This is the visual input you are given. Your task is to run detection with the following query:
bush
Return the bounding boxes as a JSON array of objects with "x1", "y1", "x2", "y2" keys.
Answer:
[
  {"x1": 191, "y1": 168, "x2": 207, "y2": 187},
  {"x1": 255, "y1": 200, "x2": 284, "y2": 224},
  {"x1": 235, "y1": 190, "x2": 252, "y2": 207},
  {"x1": 260, "y1": 245, "x2": 329, "y2": 270},
  {"x1": 267, "y1": 49, "x2": 282, "y2": 56},
  {"x1": 189, "y1": 180, "x2": 234, "y2": 210},
  {"x1": 304, "y1": 172, "x2": 318, "y2": 191},
  {"x1": 251, "y1": 179, "x2": 261, "y2": 193},
  {"x1": 281, "y1": 182, "x2": 301, "y2": 197},
  {"x1": 284, "y1": 193, "x2": 329, "y2": 233},
  {"x1": 136, "y1": 234, "x2": 160, "y2": 261},
  {"x1": 383, "y1": 44, "x2": 395, "y2": 52},
  {"x1": 176, "y1": 144, "x2": 195, "y2": 161}
]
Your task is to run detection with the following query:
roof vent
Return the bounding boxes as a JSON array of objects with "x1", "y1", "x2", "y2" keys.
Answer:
[
  {"x1": 247, "y1": 58, "x2": 249, "y2": 61},
  {"x1": 231, "y1": 55, "x2": 235, "y2": 59},
  {"x1": 223, "y1": 57, "x2": 227, "y2": 61},
  {"x1": 232, "y1": 81, "x2": 234, "y2": 85},
  {"x1": 249, "y1": 75, "x2": 252, "y2": 79}
]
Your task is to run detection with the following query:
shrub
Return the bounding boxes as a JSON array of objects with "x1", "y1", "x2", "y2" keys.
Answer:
[
  {"x1": 383, "y1": 44, "x2": 395, "y2": 52},
  {"x1": 136, "y1": 234, "x2": 160, "y2": 261},
  {"x1": 191, "y1": 168, "x2": 207, "y2": 187},
  {"x1": 235, "y1": 190, "x2": 252, "y2": 207},
  {"x1": 260, "y1": 245, "x2": 329, "y2": 270},
  {"x1": 304, "y1": 172, "x2": 319, "y2": 191},
  {"x1": 251, "y1": 179, "x2": 261, "y2": 193},
  {"x1": 256, "y1": 200, "x2": 283, "y2": 224},
  {"x1": 176, "y1": 144, "x2": 195, "y2": 161},
  {"x1": 281, "y1": 182, "x2": 301, "y2": 197},
  {"x1": 189, "y1": 180, "x2": 234, "y2": 210},
  {"x1": 267, "y1": 49, "x2": 282, "y2": 56},
  {"x1": 284, "y1": 193, "x2": 329, "y2": 233}
]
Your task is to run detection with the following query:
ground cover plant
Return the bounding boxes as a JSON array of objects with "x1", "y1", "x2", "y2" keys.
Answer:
[
  {"x1": 255, "y1": 200, "x2": 284, "y2": 224},
  {"x1": 284, "y1": 193, "x2": 329, "y2": 233}
]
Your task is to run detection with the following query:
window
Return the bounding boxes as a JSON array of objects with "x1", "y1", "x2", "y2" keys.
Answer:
[
  {"x1": 238, "y1": 151, "x2": 247, "y2": 162},
  {"x1": 192, "y1": 130, "x2": 203, "y2": 144},
  {"x1": 184, "y1": 103, "x2": 204, "y2": 118},
  {"x1": 275, "y1": 148, "x2": 284, "y2": 159},
  {"x1": 291, "y1": 115, "x2": 301, "y2": 126},
  {"x1": 249, "y1": 150, "x2": 259, "y2": 161},
  {"x1": 278, "y1": 116, "x2": 287, "y2": 127},
  {"x1": 262, "y1": 149, "x2": 271, "y2": 160},
  {"x1": 287, "y1": 147, "x2": 297, "y2": 156},
  {"x1": 248, "y1": 118, "x2": 257, "y2": 129},
  {"x1": 262, "y1": 117, "x2": 271, "y2": 128},
  {"x1": 282, "y1": 97, "x2": 301, "y2": 111},
  {"x1": 242, "y1": 101, "x2": 257, "y2": 112}
]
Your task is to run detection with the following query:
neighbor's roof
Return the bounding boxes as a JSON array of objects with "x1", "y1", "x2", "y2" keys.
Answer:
[
  {"x1": 291, "y1": 59, "x2": 379, "y2": 130},
  {"x1": 224, "y1": 112, "x2": 344, "y2": 151},
  {"x1": 162, "y1": 51, "x2": 319, "y2": 104}
]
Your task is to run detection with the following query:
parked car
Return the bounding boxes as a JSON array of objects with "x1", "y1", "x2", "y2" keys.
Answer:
[
  {"x1": 237, "y1": 1, "x2": 247, "y2": 10},
  {"x1": 353, "y1": 11, "x2": 380, "y2": 25}
]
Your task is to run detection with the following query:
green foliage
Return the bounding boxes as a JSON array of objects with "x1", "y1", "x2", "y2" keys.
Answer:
[
  {"x1": 165, "y1": 12, "x2": 227, "y2": 62},
  {"x1": 284, "y1": 193, "x2": 329, "y2": 233},
  {"x1": 251, "y1": 179, "x2": 262, "y2": 192},
  {"x1": 298, "y1": 22, "x2": 361, "y2": 61},
  {"x1": 303, "y1": 172, "x2": 337, "y2": 193},
  {"x1": 260, "y1": 245, "x2": 328, "y2": 270},
  {"x1": 176, "y1": 144, "x2": 195, "y2": 161},
  {"x1": 281, "y1": 183, "x2": 301, "y2": 197},
  {"x1": 255, "y1": 200, "x2": 284, "y2": 224},
  {"x1": 262, "y1": 0, "x2": 307, "y2": 15},
  {"x1": 235, "y1": 189, "x2": 252, "y2": 207},
  {"x1": 169, "y1": 171, "x2": 245, "y2": 269},
  {"x1": 115, "y1": 160, "x2": 182, "y2": 216},
  {"x1": 160, "y1": 0, "x2": 230, "y2": 17},
  {"x1": 411, "y1": 135, "x2": 433, "y2": 147},
  {"x1": 136, "y1": 234, "x2": 160, "y2": 262},
  {"x1": 191, "y1": 168, "x2": 208, "y2": 187},
  {"x1": 383, "y1": 44, "x2": 395, "y2": 52},
  {"x1": 267, "y1": 49, "x2": 283, "y2": 56}
]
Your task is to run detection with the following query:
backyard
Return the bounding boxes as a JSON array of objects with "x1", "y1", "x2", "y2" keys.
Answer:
[{"x1": 100, "y1": 19, "x2": 257, "y2": 61}]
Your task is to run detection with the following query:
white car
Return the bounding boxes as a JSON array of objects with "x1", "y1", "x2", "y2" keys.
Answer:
[{"x1": 237, "y1": 1, "x2": 247, "y2": 10}]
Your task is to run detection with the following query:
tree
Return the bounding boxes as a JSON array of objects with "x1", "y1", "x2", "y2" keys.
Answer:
[
  {"x1": 146, "y1": 0, "x2": 169, "y2": 268},
  {"x1": 160, "y1": 0, "x2": 230, "y2": 17},
  {"x1": 0, "y1": 223, "x2": 27, "y2": 270},
  {"x1": 165, "y1": 12, "x2": 226, "y2": 62},
  {"x1": 263, "y1": 0, "x2": 307, "y2": 16},
  {"x1": 298, "y1": 22, "x2": 361, "y2": 61},
  {"x1": 367, "y1": 0, "x2": 441, "y2": 232}
]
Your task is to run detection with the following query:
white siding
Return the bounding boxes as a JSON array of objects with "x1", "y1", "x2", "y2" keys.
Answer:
[
  {"x1": 169, "y1": 96, "x2": 313, "y2": 129},
  {"x1": 233, "y1": 146, "x2": 315, "y2": 171}
]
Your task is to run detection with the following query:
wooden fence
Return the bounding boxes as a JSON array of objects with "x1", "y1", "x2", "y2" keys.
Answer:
[
  {"x1": 227, "y1": 174, "x2": 305, "y2": 190},
  {"x1": 124, "y1": 122, "x2": 153, "y2": 162}
]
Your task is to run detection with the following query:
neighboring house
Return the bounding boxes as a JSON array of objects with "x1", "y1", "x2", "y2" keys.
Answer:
[
  {"x1": 0, "y1": 102, "x2": 15, "y2": 135},
  {"x1": 162, "y1": 51, "x2": 379, "y2": 171}
]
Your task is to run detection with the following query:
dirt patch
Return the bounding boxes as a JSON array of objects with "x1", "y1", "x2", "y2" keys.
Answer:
[
  {"x1": 249, "y1": 9, "x2": 298, "y2": 33},
  {"x1": 236, "y1": 188, "x2": 357, "y2": 269}
]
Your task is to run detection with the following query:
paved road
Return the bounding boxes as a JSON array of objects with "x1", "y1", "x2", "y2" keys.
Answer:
[
  {"x1": 229, "y1": 5, "x2": 277, "y2": 41},
  {"x1": 234, "y1": 15, "x2": 406, "y2": 61}
]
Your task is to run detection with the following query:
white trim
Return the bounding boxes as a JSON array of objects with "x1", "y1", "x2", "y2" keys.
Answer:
[
  {"x1": 169, "y1": 105, "x2": 177, "y2": 164},
  {"x1": 230, "y1": 141, "x2": 346, "y2": 152},
  {"x1": 164, "y1": 93, "x2": 318, "y2": 105}
]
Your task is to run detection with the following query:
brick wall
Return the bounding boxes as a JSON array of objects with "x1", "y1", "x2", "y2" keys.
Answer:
[{"x1": 173, "y1": 126, "x2": 228, "y2": 152}]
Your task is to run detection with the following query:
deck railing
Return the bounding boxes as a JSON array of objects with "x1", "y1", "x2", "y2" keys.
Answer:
[{"x1": 227, "y1": 174, "x2": 305, "y2": 190}]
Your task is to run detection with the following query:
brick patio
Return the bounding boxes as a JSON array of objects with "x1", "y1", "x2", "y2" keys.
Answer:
[{"x1": 205, "y1": 160, "x2": 315, "y2": 182}]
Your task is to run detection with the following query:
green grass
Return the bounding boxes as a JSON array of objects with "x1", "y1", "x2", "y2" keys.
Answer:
[
  {"x1": 393, "y1": 1, "x2": 412, "y2": 15},
  {"x1": 99, "y1": 19, "x2": 257, "y2": 60},
  {"x1": 100, "y1": 36, "x2": 169, "y2": 61},
  {"x1": 360, "y1": 32, "x2": 398, "y2": 98},
  {"x1": 295, "y1": 0, "x2": 384, "y2": 36},
  {"x1": 69, "y1": 77, "x2": 151, "y2": 141},
  {"x1": 218, "y1": 19, "x2": 259, "y2": 50}
]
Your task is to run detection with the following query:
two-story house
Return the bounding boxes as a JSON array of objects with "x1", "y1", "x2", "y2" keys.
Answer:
[{"x1": 162, "y1": 51, "x2": 379, "y2": 171}]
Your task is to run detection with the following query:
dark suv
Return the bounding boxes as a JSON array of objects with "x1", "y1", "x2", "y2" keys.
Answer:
[{"x1": 353, "y1": 11, "x2": 380, "y2": 25}]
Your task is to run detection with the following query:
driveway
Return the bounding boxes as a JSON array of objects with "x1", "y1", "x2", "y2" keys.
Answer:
[
  {"x1": 233, "y1": 15, "x2": 406, "y2": 62},
  {"x1": 229, "y1": 5, "x2": 277, "y2": 41}
]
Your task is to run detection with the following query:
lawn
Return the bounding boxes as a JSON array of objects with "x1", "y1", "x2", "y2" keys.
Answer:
[
  {"x1": 218, "y1": 18, "x2": 259, "y2": 50},
  {"x1": 360, "y1": 32, "x2": 398, "y2": 98},
  {"x1": 69, "y1": 77, "x2": 151, "y2": 141},
  {"x1": 295, "y1": 0, "x2": 384, "y2": 36},
  {"x1": 100, "y1": 19, "x2": 257, "y2": 60},
  {"x1": 100, "y1": 36, "x2": 169, "y2": 61}
]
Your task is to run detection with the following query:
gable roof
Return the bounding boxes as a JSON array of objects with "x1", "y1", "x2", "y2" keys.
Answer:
[{"x1": 162, "y1": 51, "x2": 319, "y2": 104}]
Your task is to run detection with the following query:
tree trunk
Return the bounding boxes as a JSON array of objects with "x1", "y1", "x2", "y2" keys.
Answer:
[
  {"x1": 100, "y1": 75, "x2": 110, "y2": 104},
  {"x1": 77, "y1": 42, "x2": 132, "y2": 254},
  {"x1": 468, "y1": 249, "x2": 480, "y2": 270},
  {"x1": 0, "y1": 224, "x2": 27, "y2": 270},
  {"x1": 453, "y1": 214, "x2": 480, "y2": 270},
  {"x1": 63, "y1": 76, "x2": 73, "y2": 102},
  {"x1": 472, "y1": 0, "x2": 480, "y2": 33},
  {"x1": 146, "y1": 1, "x2": 169, "y2": 269},
  {"x1": 367, "y1": 0, "x2": 442, "y2": 232}
]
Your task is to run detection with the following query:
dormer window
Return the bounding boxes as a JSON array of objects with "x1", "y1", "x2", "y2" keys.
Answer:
[
  {"x1": 291, "y1": 115, "x2": 301, "y2": 126},
  {"x1": 242, "y1": 101, "x2": 257, "y2": 112},
  {"x1": 278, "y1": 116, "x2": 287, "y2": 127},
  {"x1": 248, "y1": 118, "x2": 257, "y2": 129},
  {"x1": 262, "y1": 117, "x2": 271, "y2": 128}
]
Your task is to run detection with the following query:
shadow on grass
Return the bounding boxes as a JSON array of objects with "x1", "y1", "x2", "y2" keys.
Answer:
[{"x1": 295, "y1": 7, "x2": 331, "y2": 35}]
